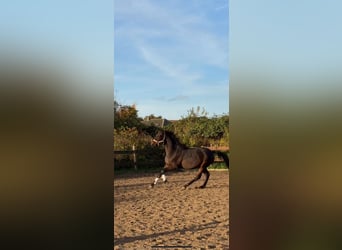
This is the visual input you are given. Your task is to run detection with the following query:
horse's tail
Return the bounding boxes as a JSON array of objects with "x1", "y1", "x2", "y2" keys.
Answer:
[{"x1": 215, "y1": 151, "x2": 229, "y2": 169}]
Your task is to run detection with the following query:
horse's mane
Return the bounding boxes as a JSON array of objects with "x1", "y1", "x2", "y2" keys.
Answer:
[{"x1": 165, "y1": 131, "x2": 188, "y2": 149}]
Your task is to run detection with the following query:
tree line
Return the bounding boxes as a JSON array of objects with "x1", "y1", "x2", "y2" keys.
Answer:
[{"x1": 114, "y1": 102, "x2": 229, "y2": 151}]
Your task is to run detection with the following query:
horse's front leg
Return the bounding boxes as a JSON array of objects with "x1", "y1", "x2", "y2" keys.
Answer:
[{"x1": 150, "y1": 168, "x2": 167, "y2": 188}]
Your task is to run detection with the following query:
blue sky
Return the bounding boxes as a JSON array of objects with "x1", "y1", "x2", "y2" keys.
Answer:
[{"x1": 114, "y1": 0, "x2": 229, "y2": 120}]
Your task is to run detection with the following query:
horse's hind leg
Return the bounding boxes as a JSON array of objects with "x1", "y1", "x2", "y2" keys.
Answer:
[
  {"x1": 199, "y1": 168, "x2": 210, "y2": 189},
  {"x1": 184, "y1": 169, "x2": 203, "y2": 189}
]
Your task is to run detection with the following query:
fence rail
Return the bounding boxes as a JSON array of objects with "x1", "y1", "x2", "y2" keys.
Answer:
[
  {"x1": 114, "y1": 145, "x2": 138, "y2": 169},
  {"x1": 204, "y1": 146, "x2": 229, "y2": 151},
  {"x1": 113, "y1": 150, "x2": 141, "y2": 154},
  {"x1": 114, "y1": 145, "x2": 229, "y2": 169}
]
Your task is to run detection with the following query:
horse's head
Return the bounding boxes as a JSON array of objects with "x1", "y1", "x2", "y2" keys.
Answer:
[{"x1": 151, "y1": 130, "x2": 166, "y2": 146}]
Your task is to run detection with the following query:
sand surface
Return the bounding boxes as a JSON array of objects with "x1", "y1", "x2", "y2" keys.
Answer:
[{"x1": 114, "y1": 170, "x2": 229, "y2": 249}]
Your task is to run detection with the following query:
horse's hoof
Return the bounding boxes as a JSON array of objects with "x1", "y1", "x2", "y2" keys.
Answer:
[
  {"x1": 198, "y1": 186, "x2": 205, "y2": 189},
  {"x1": 182, "y1": 186, "x2": 187, "y2": 190},
  {"x1": 149, "y1": 184, "x2": 154, "y2": 189},
  {"x1": 163, "y1": 180, "x2": 168, "y2": 184}
]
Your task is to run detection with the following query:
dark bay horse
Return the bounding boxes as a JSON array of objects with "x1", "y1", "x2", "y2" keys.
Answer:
[{"x1": 150, "y1": 130, "x2": 229, "y2": 189}]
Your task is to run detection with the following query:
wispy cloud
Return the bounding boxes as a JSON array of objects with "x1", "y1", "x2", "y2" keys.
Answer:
[
  {"x1": 167, "y1": 95, "x2": 190, "y2": 102},
  {"x1": 139, "y1": 46, "x2": 202, "y2": 84},
  {"x1": 115, "y1": 0, "x2": 228, "y2": 68},
  {"x1": 216, "y1": 3, "x2": 229, "y2": 11},
  {"x1": 114, "y1": 0, "x2": 229, "y2": 118}
]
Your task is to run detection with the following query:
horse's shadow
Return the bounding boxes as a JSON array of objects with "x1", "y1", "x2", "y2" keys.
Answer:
[{"x1": 114, "y1": 220, "x2": 224, "y2": 246}]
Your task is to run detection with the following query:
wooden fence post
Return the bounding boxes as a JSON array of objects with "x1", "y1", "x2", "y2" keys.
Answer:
[{"x1": 132, "y1": 145, "x2": 137, "y2": 170}]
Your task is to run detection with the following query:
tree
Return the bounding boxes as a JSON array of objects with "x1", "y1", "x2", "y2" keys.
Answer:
[
  {"x1": 114, "y1": 103, "x2": 143, "y2": 129},
  {"x1": 114, "y1": 101, "x2": 159, "y2": 149},
  {"x1": 168, "y1": 107, "x2": 229, "y2": 147},
  {"x1": 144, "y1": 114, "x2": 162, "y2": 121}
]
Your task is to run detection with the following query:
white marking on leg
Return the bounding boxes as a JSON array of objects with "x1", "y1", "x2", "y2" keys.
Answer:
[
  {"x1": 154, "y1": 177, "x2": 159, "y2": 185},
  {"x1": 161, "y1": 174, "x2": 166, "y2": 182}
]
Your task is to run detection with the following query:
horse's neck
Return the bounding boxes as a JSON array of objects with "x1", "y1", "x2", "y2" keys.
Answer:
[{"x1": 164, "y1": 137, "x2": 178, "y2": 155}]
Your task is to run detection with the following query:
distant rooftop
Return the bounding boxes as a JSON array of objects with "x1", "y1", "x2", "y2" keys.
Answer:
[{"x1": 141, "y1": 118, "x2": 175, "y2": 128}]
